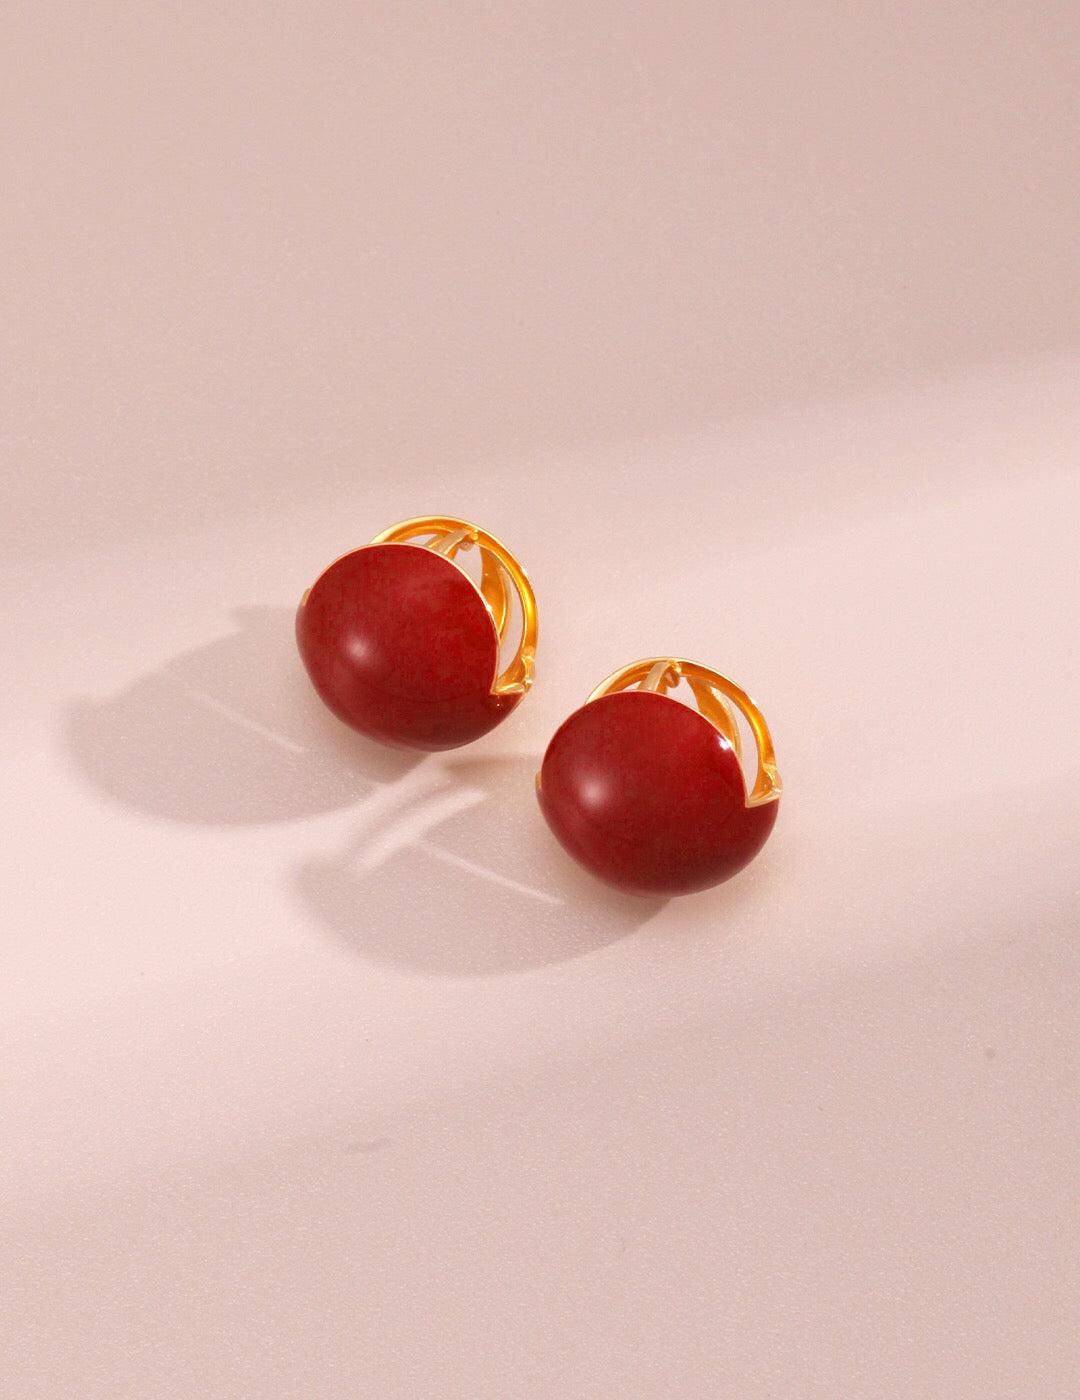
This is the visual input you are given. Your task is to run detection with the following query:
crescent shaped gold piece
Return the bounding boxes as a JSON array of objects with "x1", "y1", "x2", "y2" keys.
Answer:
[
  {"x1": 586, "y1": 658, "x2": 782, "y2": 807},
  {"x1": 369, "y1": 516, "x2": 538, "y2": 696}
]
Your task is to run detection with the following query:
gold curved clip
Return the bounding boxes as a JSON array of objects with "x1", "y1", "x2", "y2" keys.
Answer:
[
  {"x1": 369, "y1": 515, "x2": 538, "y2": 696},
  {"x1": 586, "y1": 658, "x2": 781, "y2": 807}
]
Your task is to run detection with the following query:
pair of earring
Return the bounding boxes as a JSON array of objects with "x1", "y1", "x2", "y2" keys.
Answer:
[{"x1": 297, "y1": 515, "x2": 781, "y2": 897}]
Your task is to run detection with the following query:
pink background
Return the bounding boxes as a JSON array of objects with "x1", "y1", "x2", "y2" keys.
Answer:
[{"x1": 3, "y1": 3, "x2": 1079, "y2": 1396}]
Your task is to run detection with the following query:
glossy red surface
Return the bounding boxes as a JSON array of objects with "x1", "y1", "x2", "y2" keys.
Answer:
[
  {"x1": 537, "y1": 690, "x2": 778, "y2": 896},
  {"x1": 297, "y1": 543, "x2": 520, "y2": 750}
]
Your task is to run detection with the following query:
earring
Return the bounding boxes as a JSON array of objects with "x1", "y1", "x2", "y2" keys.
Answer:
[
  {"x1": 297, "y1": 516, "x2": 537, "y2": 751},
  {"x1": 537, "y1": 659, "x2": 781, "y2": 896}
]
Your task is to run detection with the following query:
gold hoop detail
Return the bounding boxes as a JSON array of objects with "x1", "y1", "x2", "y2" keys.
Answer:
[
  {"x1": 586, "y1": 658, "x2": 781, "y2": 806},
  {"x1": 369, "y1": 516, "x2": 538, "y2": 696}
]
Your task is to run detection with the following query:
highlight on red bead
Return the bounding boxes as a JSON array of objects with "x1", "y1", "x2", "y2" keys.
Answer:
[
  {"x1": 296, "y1": 520, "x2": 536, "y2": 752},
  {"x1": 537, "y1": 662, "x2": 780, "y2": 896}
]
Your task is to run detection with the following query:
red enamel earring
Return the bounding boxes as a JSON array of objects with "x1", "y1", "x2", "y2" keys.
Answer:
[
  {"x1": 297, "y1": 516, "x2": 537, "y2": 751},
  {"x1": 537, "y1": 659, "x2": 781, "y2": 896}
]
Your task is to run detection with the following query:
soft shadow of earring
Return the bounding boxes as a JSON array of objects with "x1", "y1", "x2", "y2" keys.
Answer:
[
  {"x1": 294, "y1": 752, "x2": 665, "y2": 977},
  {"x1": 63, "y1": 605, "x2": 420, "y2": 826}
]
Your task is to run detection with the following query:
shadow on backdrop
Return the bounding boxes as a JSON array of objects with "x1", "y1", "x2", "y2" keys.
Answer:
[
  {"x1": 295, "y1": 753, "x2": 666, "y2": 977},
  {"x1": 63, "y1": 605, "x2": 665, "y2": 973},
  {"x1": 63, "y1": 605, "x2": 420, "y2": 825}
]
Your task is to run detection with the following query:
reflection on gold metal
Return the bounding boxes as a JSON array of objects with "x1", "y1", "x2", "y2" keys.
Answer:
[
  {"x1": 369, "y1": 515, "x2": 538, "y2": 697},
  {"x1": 587, "y1": 658, "x2": 781, "y2": 806},
  {"x1": 425, "y1": 526, "x2": 474, "y2": 558}
]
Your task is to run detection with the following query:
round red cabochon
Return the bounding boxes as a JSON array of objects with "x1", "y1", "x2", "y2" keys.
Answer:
[
  {"x1": 296, "y1": 543, "x2": 519, "y2": 750},
  {"x1": 537, "y1": 689, "x2": 778, "y2": 896}
]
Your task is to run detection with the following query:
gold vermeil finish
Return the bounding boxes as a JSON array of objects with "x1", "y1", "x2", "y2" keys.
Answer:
[
  {"x1": 370, "y1": 515, "x2": 538, "y2": 698},
  {"x1": 586, "y1": 658, "x2": 781, "y2": 807}
]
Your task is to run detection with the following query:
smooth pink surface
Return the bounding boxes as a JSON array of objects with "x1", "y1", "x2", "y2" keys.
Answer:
[
  {"x1": 297, "y1": 543, "x2": 519, "y2": 750},
  {"x1": 3, "y1": 3, "x2": 1080, "y2": 1398},
  {"x1": 539, "y1": 691, "x2": 778, "y2": 894}
]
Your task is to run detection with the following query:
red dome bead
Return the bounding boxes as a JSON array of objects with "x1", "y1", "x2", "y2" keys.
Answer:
[
  {"x1": 297, "y1": 542, "x2": 520, "y2": 751},
  {"x1": 537, "y1": 689, "x2": 778, "y2": 896}
]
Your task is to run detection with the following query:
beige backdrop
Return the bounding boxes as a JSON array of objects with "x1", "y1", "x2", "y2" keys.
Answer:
[{"x1": 3, "y1": 2, "x2": 1079, "y2": 1397}]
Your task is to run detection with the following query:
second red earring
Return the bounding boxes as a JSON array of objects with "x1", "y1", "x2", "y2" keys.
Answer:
[
  {"x1": 537, "y1": 659, "x2": 781, "y2": 896},
  {"x1": 297, "y1": 516, "x2": 537, "y2": 751}
]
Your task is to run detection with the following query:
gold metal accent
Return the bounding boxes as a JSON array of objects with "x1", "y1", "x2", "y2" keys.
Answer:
[
  {"x1": 425, "y1": 526, "x2": 474, "y2": 558},
  {"x1": 587, "y1": 658, "x2": 781, "y2": 806},
  {"x1": 638, "y1": 660, "x2": 680, "y2": 694},
  {"x1": 369, "y1": 515, "x2": 537, "y2": 696}
]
